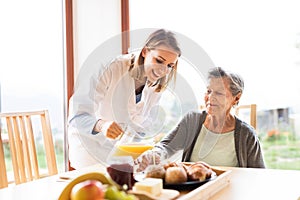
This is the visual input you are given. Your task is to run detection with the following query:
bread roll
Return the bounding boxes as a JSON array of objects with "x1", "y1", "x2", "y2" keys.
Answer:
[
  {"x1": 165, "y1": 166, "x2": 187, "y2": 184},
  {"x1": 145, "y1": 165, "x2": 166, "y2": 179}
]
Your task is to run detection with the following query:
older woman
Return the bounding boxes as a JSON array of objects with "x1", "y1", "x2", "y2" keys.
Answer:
[{"x1": 135, "y1": 67, "x2": 265, "y2": 170}]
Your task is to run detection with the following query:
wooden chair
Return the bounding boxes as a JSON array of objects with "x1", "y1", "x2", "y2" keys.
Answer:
[
  {"x1": 234, "y1": 104, "x2": 257, "y2": 129},
  {"x1": 0, "y1": 110, "x2": 58, "y2": 188}
]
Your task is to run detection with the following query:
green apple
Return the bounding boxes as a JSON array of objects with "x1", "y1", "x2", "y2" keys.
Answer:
[
  {"x1": 105, "y1": 186, "x2": 137, "y2": 200},
  {"x1": 70, "y1": 180, "x2": 104, "y2": 200}
]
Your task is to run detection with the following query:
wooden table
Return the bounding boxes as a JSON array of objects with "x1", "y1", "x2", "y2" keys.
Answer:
[
  {"x1": 0, "y1": 165, "x2": 300, "y2": 200},
  {"x1": 210, "y1": 167, "x2": 300, "y2": 200}
]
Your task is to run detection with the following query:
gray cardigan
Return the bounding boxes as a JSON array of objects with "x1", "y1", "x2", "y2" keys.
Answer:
[{"x1": 155, "y1": 111, "x2": 266, "y2": 168}]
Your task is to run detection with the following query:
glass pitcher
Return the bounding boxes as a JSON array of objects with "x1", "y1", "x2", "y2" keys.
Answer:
[{"x1": 112, "y1": 124, "x2": 154, "y2": 160}]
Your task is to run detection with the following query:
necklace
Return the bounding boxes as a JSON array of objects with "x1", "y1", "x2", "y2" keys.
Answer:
[{"x1": 198, "y1": 126, "x2": 221, "y2": 159}]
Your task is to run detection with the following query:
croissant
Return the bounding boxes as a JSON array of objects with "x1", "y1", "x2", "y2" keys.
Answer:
[{"x1": 186, "y1": 162, "x2": 212, "y2": 181}]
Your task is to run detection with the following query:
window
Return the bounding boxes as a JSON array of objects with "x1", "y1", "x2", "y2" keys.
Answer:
[
  {"x1": 0, "y1": 1, "x2": 65, "y2": 172},
  {"x1": 130, "y1": 0, "x2": 300, "y2": 169}
]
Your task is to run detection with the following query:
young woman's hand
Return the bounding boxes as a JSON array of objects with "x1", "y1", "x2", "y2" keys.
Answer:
[{"x1": 95, "y1": 120, "x2": 124, "y2": 139}]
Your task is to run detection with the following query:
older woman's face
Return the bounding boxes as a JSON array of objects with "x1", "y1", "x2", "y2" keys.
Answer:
[
  {"x1": 204, "y1": 77, "x2": 236, "y2": 116},
  {"x1": 142, "y1": 45, "x2": 178, "y2": 83}
]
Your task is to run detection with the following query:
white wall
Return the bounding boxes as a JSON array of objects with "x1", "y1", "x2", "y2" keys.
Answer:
[{"x1": 73, "y1": 0, "x2": 121, "y2": 78}]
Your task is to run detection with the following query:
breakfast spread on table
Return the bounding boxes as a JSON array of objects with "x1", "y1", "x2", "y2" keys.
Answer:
[{"x1": 58, "y1": 161, "x2": 215, "y2": 200}]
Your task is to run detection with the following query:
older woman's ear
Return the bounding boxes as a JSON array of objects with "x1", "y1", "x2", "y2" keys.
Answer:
[{"x1": 234, "y1": 92, "x2": 242, "y2": 106}]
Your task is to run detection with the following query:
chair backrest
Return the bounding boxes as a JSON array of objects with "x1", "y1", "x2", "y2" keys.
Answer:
[
  {"x1": 0, "y1": 110, "x2": 58, "y2": 188},
  {"x1": 234, "y1": 104, "x2": 257, "y2": 129},
  {"x1": 0, "y1": 132, "x2": 8, "y2": 188}
]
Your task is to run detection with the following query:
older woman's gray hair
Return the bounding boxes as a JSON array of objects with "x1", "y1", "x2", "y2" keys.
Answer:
[{"x1": 207, "y1": 67, "x2": 244, "y2": 105}]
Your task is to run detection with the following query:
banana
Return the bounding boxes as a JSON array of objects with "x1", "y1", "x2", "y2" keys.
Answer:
[{"x1": 58, "y1": 172, "x2": 120, "y2": 200}]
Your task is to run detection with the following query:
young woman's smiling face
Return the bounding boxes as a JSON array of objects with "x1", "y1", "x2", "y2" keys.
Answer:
[{"x1": 142, "y1": 45, "x2": 179, "y2": 83}]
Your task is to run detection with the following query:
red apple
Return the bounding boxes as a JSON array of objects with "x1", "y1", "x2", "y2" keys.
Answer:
[{"x1": 70, "y1": 180, "x2": 104, "y2": 200}]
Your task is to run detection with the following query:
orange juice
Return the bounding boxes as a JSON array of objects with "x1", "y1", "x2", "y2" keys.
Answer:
[{"x1": 113, "y1": 143, "x2": 153, "y2": 159}]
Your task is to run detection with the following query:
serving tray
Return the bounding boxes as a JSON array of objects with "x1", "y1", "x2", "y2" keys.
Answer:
[{"x1": 177, "y1": 166, "x2": 232, "y2": 200}]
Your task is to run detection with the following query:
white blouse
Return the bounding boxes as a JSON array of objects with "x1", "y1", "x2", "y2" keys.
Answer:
[
  {"x1": 67, "y1": 54, "x2": 162, "y2": 169},
  {"x1": 190, "y1": 125, "x2": 238, "y2": 167}
]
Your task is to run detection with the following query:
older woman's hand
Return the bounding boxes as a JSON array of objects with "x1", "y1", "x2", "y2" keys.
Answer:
[{"x1": 134, "y1": 150, "x2": 163, "y2": 172}]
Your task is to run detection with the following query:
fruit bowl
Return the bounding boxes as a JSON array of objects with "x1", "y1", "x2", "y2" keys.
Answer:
[{"x1": 58, "y1": 172, "x2": 119, "y2": 200}]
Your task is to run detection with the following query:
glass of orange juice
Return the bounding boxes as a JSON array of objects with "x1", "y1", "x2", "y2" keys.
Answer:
[
  {"x1": 114, "y1": 143, "x2": 153, "y2": 159},
  {"x1": 112, "y1": 125, "x2": 154, "y2": 159}
]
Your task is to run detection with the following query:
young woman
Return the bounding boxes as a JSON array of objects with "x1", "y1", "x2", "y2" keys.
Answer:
[{"x1": 68, "y1": 29, "x2": 181, "y2": 169}]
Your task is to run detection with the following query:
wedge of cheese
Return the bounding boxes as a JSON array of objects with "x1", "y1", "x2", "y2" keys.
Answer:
[{"x1": 133, "y1": 178, "x2": 163, "y2": 196}]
